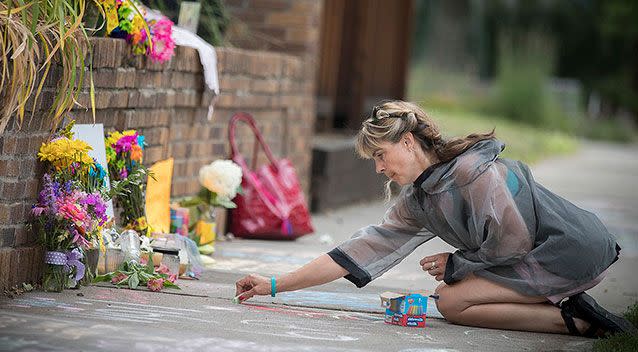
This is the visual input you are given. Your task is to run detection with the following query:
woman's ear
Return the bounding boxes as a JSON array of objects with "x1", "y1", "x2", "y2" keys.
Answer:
[
  {"x1": 403, "y1": 132, "x2": 414, "y2": 146},
  {"x1": 403, "y1": 132, "x2": 415, "y2": 152}
]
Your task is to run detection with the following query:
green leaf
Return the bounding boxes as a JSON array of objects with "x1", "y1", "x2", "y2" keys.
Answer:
[
  {"x1": 216, "y1": 198, "x2": 237, "y2": 209},
  {"x1": 138, "y1": 271, "x2": 152, "y2": 283},
  {"x1": 163, "y1": 281, "x2": 180, "y2": 289},
  {"x1": 146, "y1": 254, "x2": 154, "y2": 274},
  {"x1": 129, "y1": 273, "x2": 139, "y2": 289},
  {"x1": 94, "y1": 274, "x2": 113, "y2": 282}
]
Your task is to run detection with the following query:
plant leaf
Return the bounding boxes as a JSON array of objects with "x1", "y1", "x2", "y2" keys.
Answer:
[{"x1": 129, "y1": 273, "x2": 139, "y2": 289}]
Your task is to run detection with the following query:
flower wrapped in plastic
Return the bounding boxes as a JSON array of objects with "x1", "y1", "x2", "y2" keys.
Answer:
[
  {"x1": 105, "y1": 129, "x2": 151, "y2": 235},
  {"x1": 96, "y1": 0, "x2": 175, "y2": 62}
]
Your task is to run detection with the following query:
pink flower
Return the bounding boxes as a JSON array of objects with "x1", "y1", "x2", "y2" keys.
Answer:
[
  {"x1": 147, "y1": 278, "x2": 164, "y2": 292},
  {"x1": 168, "y1": 274, "x2": 177, "y2": 283},
  {"x1": 147, "y1": 18, "x2": 175, "y2": 62},
  {"x1": 111, "y1": 273, "x2": 128, "y2": 284},
  {"x1": 140, "y1": 257, "x2": 148, "y2": 265},
  {"x1": 58, "y1": 203, "x2": 87, "y2": 223},
  {"x1": 156, "y1": 263, "x2": 170, "y2": 275}
]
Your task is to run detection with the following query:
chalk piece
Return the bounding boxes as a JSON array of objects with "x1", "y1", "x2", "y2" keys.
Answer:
[{"x1": 231, "y1": 295, "x2": 242, "y2": 304}]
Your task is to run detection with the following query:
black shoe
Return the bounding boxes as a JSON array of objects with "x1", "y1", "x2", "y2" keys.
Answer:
[{"x1": 561, "y1": 292, "x2": 637, "y2": 338}]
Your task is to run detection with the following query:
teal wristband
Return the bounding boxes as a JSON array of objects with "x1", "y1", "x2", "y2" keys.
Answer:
[{"x1": 270, "y1": 276, "x2": 276, "y2": 297}]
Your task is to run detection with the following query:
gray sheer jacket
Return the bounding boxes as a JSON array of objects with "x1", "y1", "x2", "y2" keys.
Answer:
[{"x1": 327, "y1": 139, "x2": 620, "y2": 298}]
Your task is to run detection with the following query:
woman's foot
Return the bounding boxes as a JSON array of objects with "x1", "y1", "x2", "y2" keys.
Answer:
[{"x1": 561, "y1": 292, "x2": 637, "y2": 338}]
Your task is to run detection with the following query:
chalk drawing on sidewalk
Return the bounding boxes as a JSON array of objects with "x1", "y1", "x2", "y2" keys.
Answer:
[
  {"x1": 277, "y1": 290, "x2": 445, "y2": 319},
  {"x1": 0, "y1": 336, "x2": 43, "y2": 351},
  {"x1": 398, "y1": 349, "x2": 459, "y2": 352},
  {"x1": 238, "y1": 319, "x2": 359, "y2": 341},
  {"x1": 3, "y1": 296, "x2": 84, "y2": 312},
  {"x1": 278, "y1": 291, "x2": 381, "y2": 312},
  {"x1": 245, "y1": 304, "x2": 383, "y2": 322},
  {"x1": 1, "y1": 296, "x2": 219, "y2": 325},
  {"x1": 204, "y1": 305, "x2": 239, "y2": 311}
]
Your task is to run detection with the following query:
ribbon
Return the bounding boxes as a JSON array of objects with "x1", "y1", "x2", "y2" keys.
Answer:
[
  {"x1": 45, "y1": 249, "x2": 86, "y2": 286},
  {"x1": 281, "y1": 218, "x2": 293, "y2": 236}
]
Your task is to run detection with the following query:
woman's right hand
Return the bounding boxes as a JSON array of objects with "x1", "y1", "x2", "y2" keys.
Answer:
[{"x1": 234, "y1": 273, "x2": 272, "y2": 301}]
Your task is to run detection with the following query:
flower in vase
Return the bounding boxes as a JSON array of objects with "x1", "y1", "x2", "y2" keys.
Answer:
[{"x1": 147, "y1": 278, "x2": 164, "y2": 292}]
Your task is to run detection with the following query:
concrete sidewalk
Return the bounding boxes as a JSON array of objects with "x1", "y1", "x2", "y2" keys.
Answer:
[{"x1": 0, "y1": 141, "x2": 636, "y2": 351}]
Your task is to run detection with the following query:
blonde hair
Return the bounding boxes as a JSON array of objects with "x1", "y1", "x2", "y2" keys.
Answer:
[{"x1": 355, "y1": 100, "x2": 495, "y2": 197}]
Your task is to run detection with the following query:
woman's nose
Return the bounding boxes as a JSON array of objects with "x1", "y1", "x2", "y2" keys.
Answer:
[{"x1": 375, "y1": 160, "x2": 385, "y2": 174}]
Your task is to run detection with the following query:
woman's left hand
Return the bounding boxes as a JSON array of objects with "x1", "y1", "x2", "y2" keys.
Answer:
[{"x1": 419, "y1": 252, "x2": 451, "y2": 281}]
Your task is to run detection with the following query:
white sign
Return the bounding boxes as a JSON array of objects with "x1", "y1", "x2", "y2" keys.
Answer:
[{"x1": 71, "y1": 123, "x2": 114, "y2": 219}]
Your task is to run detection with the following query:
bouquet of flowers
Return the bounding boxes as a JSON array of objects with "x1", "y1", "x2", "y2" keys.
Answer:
[
  {"x1": 179, "y1": 160, "x2": 242, "y2": 244},
  {"x1": 96, "y1": 0, "x2": 175, "y2": 62},
  {"x1": 94, "y1": 257, "x2": 180, "y2": 292},
  {"x1": 32, "y1": 122, "x2": 111, "y2": 291},
  {"x1": 105, "y1": 129, "x2": 151, "y2": 235}
]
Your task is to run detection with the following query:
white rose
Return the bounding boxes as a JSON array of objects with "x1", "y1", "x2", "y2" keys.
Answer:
[{"x1": 198, "y1": 160, "x2": 243, "y2": 199}]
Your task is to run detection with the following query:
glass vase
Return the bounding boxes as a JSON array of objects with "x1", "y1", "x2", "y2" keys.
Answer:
[
  {"x1": 196, "y1": 206, "x2": 218, "y2": 245},
  {"x1": 42, "y1": 263, "x2": 66, "y2": 292},
  {"x1": 80, "y1": 249, "x2": 99, "y2": 286}
]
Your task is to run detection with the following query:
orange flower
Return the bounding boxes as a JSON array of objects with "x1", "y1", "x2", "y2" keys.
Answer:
[{"x1": 130, "y1": 144, "x2": 143, "y2": 162}]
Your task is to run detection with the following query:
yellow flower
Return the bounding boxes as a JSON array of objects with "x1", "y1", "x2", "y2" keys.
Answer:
[
  {"x1": 106, "y1": 131, "x2": 123, "y2": 147},
  {"x1": 38, "y1": 137, "x2": 94, "y2": 170}
]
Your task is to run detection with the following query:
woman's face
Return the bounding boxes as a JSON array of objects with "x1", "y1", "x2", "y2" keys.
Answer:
[{"x1": 372, "y1": 135, "x2": 430, "y2": 186}]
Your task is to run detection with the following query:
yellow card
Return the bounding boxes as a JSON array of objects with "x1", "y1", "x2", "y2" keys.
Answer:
[{"x1": 145, "y1": 158, "x2": 174, "y2": 233}]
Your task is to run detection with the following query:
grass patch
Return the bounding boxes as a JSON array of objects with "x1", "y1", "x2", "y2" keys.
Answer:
[
  {"x1": 579, "y1": 119, "x2": 638, "y2": 144},
  {"x1": 421, "y1": 107, "x2": 579, "y2": 164},
  {"x1": 592, "y1": 302, "x2": 638, "y2": 352}
]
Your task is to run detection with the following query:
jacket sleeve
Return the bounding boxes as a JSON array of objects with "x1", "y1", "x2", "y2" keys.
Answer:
[
  {"x1": 444, "y1": 160, "x2": 533, "y2": 284},
  {"x1": 327, "y1": 189, "x2": 434, "y2": 288}
]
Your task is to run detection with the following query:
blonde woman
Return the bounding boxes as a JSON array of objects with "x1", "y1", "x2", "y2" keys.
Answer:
[{"x1": 235, "y1": 100, "x2": 635, "y2": 337}]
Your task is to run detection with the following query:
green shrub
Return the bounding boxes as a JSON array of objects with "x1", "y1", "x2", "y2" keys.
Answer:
[
  {"x1": 592, "y1": 302, "x2": 638, "y2": 352},
  {"x1": 624, "y1": 302, "x2": 638, "y2": 327},
  {"x1": 579, "y1": 118, "x2": 638, "y2": 143},
  {"x1": 484, "y1": 31, "x2": 576, "y2": 132}
]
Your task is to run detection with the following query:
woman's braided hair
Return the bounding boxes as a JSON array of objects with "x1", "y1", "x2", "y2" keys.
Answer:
[{"x1": 355, "y1": 100, "x2": 495, "y2": 164}]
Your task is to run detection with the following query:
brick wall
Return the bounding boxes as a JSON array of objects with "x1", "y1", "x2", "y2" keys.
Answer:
[
  {"x1": 224, "y1": 0, "x2": 322, "y2": 82},
  {"x1": 0, "y1": 37, "x2": 315, "y2": 290}
]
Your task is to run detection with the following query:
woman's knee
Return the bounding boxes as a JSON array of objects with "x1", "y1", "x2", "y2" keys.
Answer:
[{"x1": 434, "y1": 283, "x2": 464, "y2": 322}]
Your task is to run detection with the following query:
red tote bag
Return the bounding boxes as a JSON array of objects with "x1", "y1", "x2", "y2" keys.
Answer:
[{"x1": 228, "y1": 112, "x2": 314, "y2": 240}]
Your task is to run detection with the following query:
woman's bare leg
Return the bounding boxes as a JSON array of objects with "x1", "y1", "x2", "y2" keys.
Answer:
[{"x1": 434, "y1": 274, "x2": 588, "y2": 334}]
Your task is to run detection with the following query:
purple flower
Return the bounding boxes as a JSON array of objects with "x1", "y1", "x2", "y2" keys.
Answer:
[
  {"x1": 80, "y1": 193, "x2": 108, "y2": 226},
  {"x1": 62, "y1": 181, "x2": 73, "y2": 194},
  {"x1": 70, "y1": 226, "x2": 90, "y2": 248},
  {"x1": 114, "y1": 135, "x2": 138, "y2": 153},
  {"x1": 31, "y1": 206, "x2": 46, "y2": 217},
  {"x1": 119, "y1": 168, "x2": 128, "y2": 179},
  {"x1": 38, "y1": 174, "x2": 60, "y2": 213}
]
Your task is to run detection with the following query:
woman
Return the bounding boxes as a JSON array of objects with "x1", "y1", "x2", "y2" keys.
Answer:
[{"x1": 234, "y1": 100, "x2": 635, "y2": 337}]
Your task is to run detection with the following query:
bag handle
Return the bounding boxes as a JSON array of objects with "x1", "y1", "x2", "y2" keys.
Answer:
[
  {"x1": 228, "y1": 112, "x2": 278, "y2": 172},
  {"x1": 228, "y1": 112, "x2": 288, "y2": 224}
]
